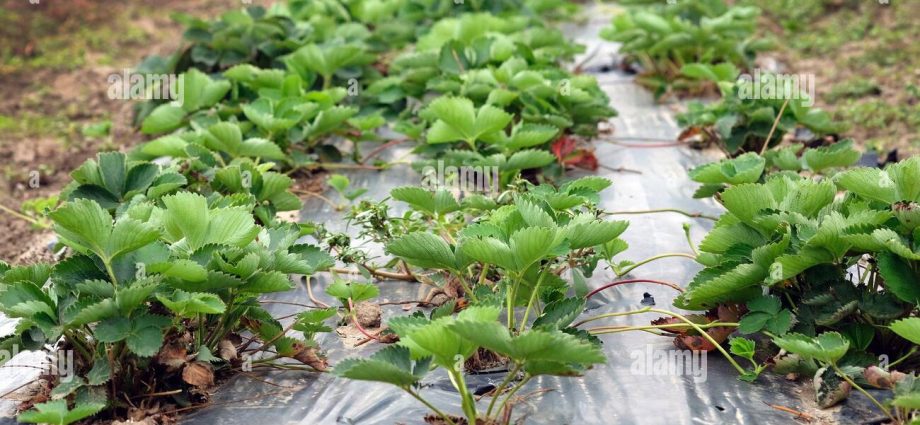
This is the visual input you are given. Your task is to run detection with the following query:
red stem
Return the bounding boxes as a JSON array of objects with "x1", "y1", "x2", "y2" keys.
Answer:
[
  {"x1": 361, "y1": 139, "x2": 408, "y2": 164},
  {"x1": 586, "y1": 279, "x2": 684, "y2": 299},
  {"x1": 348, "y1": 298, "x2": 380, "y2": 341}
]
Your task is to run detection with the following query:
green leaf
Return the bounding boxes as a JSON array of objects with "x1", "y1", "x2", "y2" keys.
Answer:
[
  {"x1": 161, "y1": 192, "x2": 258, "y2": 251},
  {"x1": 327, "y1": 174, "x2": 350, "y2": 194},
  {"x1": 50, "y1": 199, "x2": 112, "y2": 258},
  {"x1": 387, "y1": 232, "x2": 456, "y2": 270},
  {"x1": 772, "y1": 332, "x2": 849, "y2": 364},
  {"x1": 326, "y1": 281, "x2": 379, "y2": 304},
  {"x1": 532, "y1": 297, "x2": 585, "y2": 330},
  {"x1": 748, "y1": 295, "x2": 781, "y2": 314},
  {"x1": 892, "y1": 393, "x2": 920, "y2": 409},
  {"x1": 803, "y1": 139, "x2": 860, "y2": 172},
  {"x1": 399, "y1": 306, "x2": 500, "y2": 367},
  {"x1": 148, "y1": 260, "x2": 208, "y2": 282},
  {"x1": 141, "y1": 135, "x2": 188, "y2": 157},
  {"x1": 729, "y1": 337, "x2": 756, "y2": 361},
  {"x1": 689, "y1": 152, "x2": 765, "y2": 185},
  {"x1": 334, "y1": 346, "x2": 431, "y2": 387},
  {"x1": 68, "y1": 299, "x2": 118, "y2": 326},
  {"x1": 425, "y1": 96, "x2": 475, "y2": 143},
  {"x1": 94, "y1": 318, "x2": 132, "y2": 342},
  {"x1": 509, "y1": 227, "x2": 557, "y2": 271},
  {"x1": 515, "y1": 198, "x2": 555, "y2": 228},
  {"x1": 126, "y1": 325, "x2": 164, "y2": 357},
  {"x1": 141, "y1": 104, "x2": 185, "y2": 134},
  {"x1": 240, "y1": 271, "x2": 294, "y2": 293},
  {"x1": 460, "y1": 237, "x2": 516, "y2": 271},
  {"x1": 308, "y1": 106, "x2": 357, "y2": 138},
  {"x1": 877, "y1": 252, "x2": 920, "y2": 304},
  {"x1": 390, "y1": 186, "x2": 459, "y2": 215},
  {"x1": 834, "y1": 168, "x2": 897, "y2": 204},
  {"x1": 738, "y1": 311, "x2": 771, "y2": 335},
  {"x1": 86, "y1": 358, "x2": 112, "y2": 386},
  {"x1": 156, "y1": 290, "x2": 226, "y2": 317},
  {"x1": 425, "y1": 96, "x2": 511, "y2": 145},
  {"x1": 721, "y1": 184, "x2": 776, "y2": 224},
  {"x1": 18, "y1": 400, "x2": 105, "y2": 425},
  {"x1": 505, "y1": 124, "x2": 558, "y2": 151},
  {"x1": 504, "y1": 149, "x2": 555, "y2": 170},
  {"x1": 562, "y1": 219, "x2": 628, "y2": 249},
  {"x1": 449, "y1": 320, "x2": 605, "y2": 367},
  {"x1": 889, "y1": 318, "x2": 920, "y2": 345},
  {"x1": 179, "y1": 68, "x2": 231, "y2": 112}
]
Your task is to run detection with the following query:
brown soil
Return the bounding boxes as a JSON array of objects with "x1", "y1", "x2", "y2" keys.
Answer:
[
  {"x1": 752, "y1": 1, "x2": 920, "y2": 158},
  {"x1": 0, "y1": 0, "x2": 312, "y2": 263}
]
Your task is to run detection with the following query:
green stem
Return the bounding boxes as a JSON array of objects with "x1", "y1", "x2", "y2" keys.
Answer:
[
  {"x1": 683, "y1": 224, "x2": 700, "y2": 257},
  {"x1": 486, "y1": 363, "x2": 522, "y2": 418},
  {"x1": 576, "y1": 307, "x2": 747, "y2": 375},
  {"x1": 103, "y1": 259, "x2": 119, "y2": 288},
  {"x1": 455, "y1": 273, "x2": 479, "y2": 303},
  {"x1": 588, "y1": 322, "x2": 738, "y2": 335},
  {"x1": 478, "y1": 264, "x2": 490, "y2": 285},
  {"x1": 647, "y1": 308, "x2": 746, "y2": 375},
  {"x1": 196, "y1": 313, "x2": 204, "y2": 351},
  {"x1": 494, "y1": 374, "x2": 532, "y2": 419},
  {"x1": 887, "y1": 346, "x2": 919, "y2": 369},
  {"x1": 830, "y1": 363, "x2": 893, "y2": 421},
  {"x1": 518, "y1": 271, "x2": 547, "y2": 333},
  {"x1": 448, "y1": 368, "x2": 477, "y2": 424},
  {"x1": 405, "y1": 388, "x2": 456, "y2": 425},
  {"x1": 601, "y1": 208, "x2": 718, "y2": 221},
  {"x1": 573, "y1": 306, "x2": 652, "y2": 328},
  {"x1": 64, "y1": 330, "x2": 92, "y2": 362},
  {"x1": 506, "y1": 274, "x2": 521, "y2": 331},
  {"x1": 0, "y1": 203, "x2": 41, "y2": 226},
  {"x1": 616, "y1": 253, "x2": 696, "y2": 277}
]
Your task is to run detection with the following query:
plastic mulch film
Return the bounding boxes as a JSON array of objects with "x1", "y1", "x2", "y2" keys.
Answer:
[{"x1": 0, "y1": 5, "x2": 888, "y2": 425}]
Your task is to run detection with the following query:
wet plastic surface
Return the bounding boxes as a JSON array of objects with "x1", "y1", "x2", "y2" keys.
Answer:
[{"x1": 0, "y1": 6, "x2": 887, "y2": 425}]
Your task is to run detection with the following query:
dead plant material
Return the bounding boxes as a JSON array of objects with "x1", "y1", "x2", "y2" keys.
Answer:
[
  {"x1": 291, "y1": 342, "x2": 329, "y2": 371},
  {"x1": 156, "y1": 343, "x2": 188, "y2": 371},
  {"x1": 863, "y1": 366, "x2": 907, "y2": 389},
  {"x1": 218, "y1": 340, "x2": 237, "y2": 362},
  {"x1": 181, "y1": 362, "x2": 214, "y2": 388},
  {"x1": 465, "y1": 348, "x2": 509, "y2": 373}
]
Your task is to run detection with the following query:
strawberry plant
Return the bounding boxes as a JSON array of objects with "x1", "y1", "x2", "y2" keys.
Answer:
[
  {"x1": 674, "y1": 156, "x2": 920, "y2": 413},
  {"x1": 601, "y1": 0, "x2": 771, "y2": 97},
  {"x1": 677, "y1": 64, "x2": 844, "y2": 155},
  {"x1": 335, "y1": 307, "x2": 605, "y2": 424},
  {"x1": 0, "y1": 149, "x2": 336, "y2": 423},
  {"x1": 326, "y1": 178, "x2": 635, "y2": 422}
]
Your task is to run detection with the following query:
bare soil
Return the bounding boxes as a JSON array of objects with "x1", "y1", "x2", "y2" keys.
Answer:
[{"x1": 0, "y1": 0, "x2": 300, "y2": 263}]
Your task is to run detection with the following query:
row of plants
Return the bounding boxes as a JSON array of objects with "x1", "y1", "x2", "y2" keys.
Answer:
[
  {"x1": 134, "y1": 0, "x2": 615, "y2": 176},
  {"x1": 598, "y1": 0, "x2": 919, "y2": 421},
  {"x1": 0, "y1": 1, "x2": 629, "y2": 424},
  {"x1": 601, "y1": 0, "x2": 770, "y2": 97}
]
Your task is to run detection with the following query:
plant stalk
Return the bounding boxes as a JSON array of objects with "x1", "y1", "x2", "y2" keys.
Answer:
[{"x1": 616, "y1": 253, "x2": 696, "y2": 277}]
